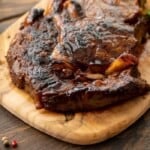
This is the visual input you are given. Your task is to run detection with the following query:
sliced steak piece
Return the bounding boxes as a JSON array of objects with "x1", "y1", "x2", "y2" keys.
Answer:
[
  {"x1": 7, "y1": 0, "x2": 150, "y2": 112},
  {"x1": 41, "y1": 68, "x2": 149, "y2": 112}
]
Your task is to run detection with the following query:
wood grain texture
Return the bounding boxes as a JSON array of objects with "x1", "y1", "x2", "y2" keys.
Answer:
[
  {"x1": 0, "y1": 0, "x2": 39, "y2": 33},
  {"x1": 0, "y1": 0, "x2": 150, "y2": 150},
  {"x1": 0, "y1": 18, "x2": 17, "y2": 33},
  {"x1": 0, "y1": 0, "x2": 39, "y2": 21},
  {"x1": 0, "y1": 105, "x2": 149, "y2": 150}
]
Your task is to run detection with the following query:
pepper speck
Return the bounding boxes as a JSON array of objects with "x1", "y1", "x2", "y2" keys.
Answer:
[
  {"x1": 11, "y1": 140, "x2": 18, "y2": 148},
  {"x1": 3, "y1": 140, "x2": 10, "y2": 148},
  {"x1": 1, "y1": 136, "x2": 8, "y2": 142}
]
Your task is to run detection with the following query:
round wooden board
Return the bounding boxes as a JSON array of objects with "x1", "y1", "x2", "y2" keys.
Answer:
[{"x1": 0, "y1": 0, "x2": 150, "y2": 145}]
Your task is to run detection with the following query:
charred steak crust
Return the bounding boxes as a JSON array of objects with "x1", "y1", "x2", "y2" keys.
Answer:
[{"x1": 7, "y1": 0, "x2": 150, "y2": 112}]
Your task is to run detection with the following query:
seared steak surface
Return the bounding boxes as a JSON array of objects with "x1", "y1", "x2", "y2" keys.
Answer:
[{"x1": 7, "y1": 0, "x2": 149, "y2": 112}]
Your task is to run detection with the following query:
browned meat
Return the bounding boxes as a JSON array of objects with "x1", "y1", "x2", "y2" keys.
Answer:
[{"x1": 7, "y1": 0, "x2": 150, "y2": 112}]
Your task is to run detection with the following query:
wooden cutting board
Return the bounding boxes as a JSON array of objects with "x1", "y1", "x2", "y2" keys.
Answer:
[{"x1": 0, "y1": 0, "x2": 150, "y2": 145}]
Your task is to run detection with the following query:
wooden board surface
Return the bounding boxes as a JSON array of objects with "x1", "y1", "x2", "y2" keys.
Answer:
[{"x1": 0, "y1": 0, "x2": 148, "y2": 149}]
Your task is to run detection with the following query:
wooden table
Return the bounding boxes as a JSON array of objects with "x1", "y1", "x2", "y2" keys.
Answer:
[{"x1": 0, "y1": 1, "x2": 150, "y2": 150}]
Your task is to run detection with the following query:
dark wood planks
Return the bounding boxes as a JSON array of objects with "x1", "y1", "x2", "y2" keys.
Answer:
[
  {"x1": 0, "y1": 0, "x2": 150, "y2": 150},
  {"x1": 0, "y1": 0, "x2": 39, "y2": 21},
  {"x1": 0, "y1": 18, "x2": 17, "y2": 33},
  {"x1": 0, "y1": 0, "x2": 39, "y2": 32}
]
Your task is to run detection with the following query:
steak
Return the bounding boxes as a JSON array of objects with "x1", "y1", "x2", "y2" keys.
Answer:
[{"x1": 7, "y1": 0, "x2": 150, "y2": 112}]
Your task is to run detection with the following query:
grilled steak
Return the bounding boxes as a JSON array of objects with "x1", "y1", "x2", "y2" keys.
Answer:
[{"x1": 7, "y1": 0, "x2": 150, "y2": 112}]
